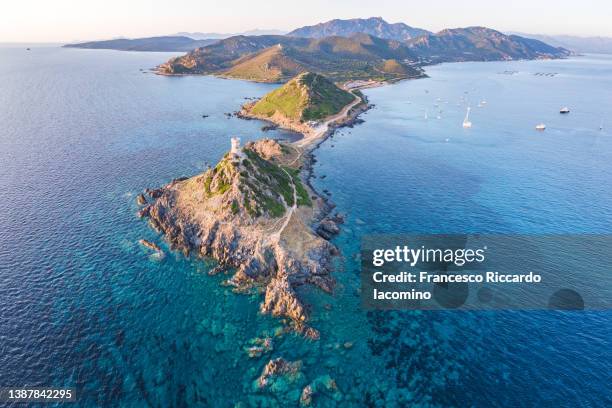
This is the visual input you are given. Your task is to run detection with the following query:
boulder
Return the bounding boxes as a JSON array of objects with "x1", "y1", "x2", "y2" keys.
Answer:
[
  {"x1": 316, "y1": 219, "x2": 340, "y2": 240},
  {"x1": 136, "y1": 193, "x2": 147, "y2": 205},
  {"x1": 137, "y1": 206, "x2": 151, "y2": 218},
  {"x1": 145, "y1": 188, "x2": 163, "y2": 198}
]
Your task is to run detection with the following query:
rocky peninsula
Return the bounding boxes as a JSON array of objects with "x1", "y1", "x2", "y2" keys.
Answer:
[{"x1": 138, "y1": 72, "x2": 368, "y2": 337}]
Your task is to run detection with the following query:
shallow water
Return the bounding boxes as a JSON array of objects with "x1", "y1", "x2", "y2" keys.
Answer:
[{"x1": 0, "y1": 47, "x2": 610, "y2": 406}]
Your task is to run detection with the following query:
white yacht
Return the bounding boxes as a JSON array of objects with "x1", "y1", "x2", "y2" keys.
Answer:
[
  {"x1": 535, "y1": 123, "x2": 546, "y2": 131},
  {"x1": 463, "y1": 107, "x2": 472, "y2": 128}
]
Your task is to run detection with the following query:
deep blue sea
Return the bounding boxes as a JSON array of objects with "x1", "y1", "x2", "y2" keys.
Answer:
[{"x1": 1, "y1": 47, "x2": 611, "y2": 407}]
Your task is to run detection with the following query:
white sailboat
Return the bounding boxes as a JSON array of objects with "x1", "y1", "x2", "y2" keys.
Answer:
[
  {"x1": 600, "y1": 119, "x2": 604, "y2": 131},
  {"x1": 462, "y1": 107, "x2": 472, "y2": 128},
  {"x1": 424, "y1": 109, "x2": 429, "y2": 120}
]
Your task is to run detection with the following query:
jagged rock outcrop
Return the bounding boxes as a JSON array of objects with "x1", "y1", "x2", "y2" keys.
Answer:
[
  {"x1": 244, "y1": 139, "x2": 284, "y2": 161},
  {"x1": 136, "y1": 193, "x2": 147, "y2": 205},
  {"x1": 316, "y1": 218, "x2": 340, "y2": 240}
]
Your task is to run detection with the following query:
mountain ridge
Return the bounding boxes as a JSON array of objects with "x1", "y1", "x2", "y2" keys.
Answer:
[
  {"x1": 288, "y1": 17, "x2": 430, "y2": 41},
  {"x1": 405, "y1": 26, "x2": 570, "y2": 62}
]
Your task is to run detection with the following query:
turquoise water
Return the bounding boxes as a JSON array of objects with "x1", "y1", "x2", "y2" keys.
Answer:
[{"x1": 0, "y1": 47, "x2": 610, "y2": 406}]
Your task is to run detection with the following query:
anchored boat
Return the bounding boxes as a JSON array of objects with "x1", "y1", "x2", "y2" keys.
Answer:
[{"x1": 462, "y1": 107, "x2": 472, "y2": 128}]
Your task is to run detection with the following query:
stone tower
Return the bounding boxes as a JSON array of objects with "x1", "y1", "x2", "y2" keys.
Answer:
[{"x1": 230, "y1": 137, "x2": 243, "y2": 158}]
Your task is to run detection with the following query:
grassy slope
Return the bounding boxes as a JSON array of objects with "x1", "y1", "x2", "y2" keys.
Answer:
[
  {"x1": 250, "y1": 72, "x2": 355, "y2": 122},
  {"x1": 300, "y1": 73, "x2": 355, "y2": 120},
  {"x1": 196, "y1": 147, "x2": 311, "y2": 219},
  {"x1": 222, "y1": 45, "x2": 306, "y2": 82},
  {"x1": 379, "y1": 59, "x2": 408, "y2": 74}
]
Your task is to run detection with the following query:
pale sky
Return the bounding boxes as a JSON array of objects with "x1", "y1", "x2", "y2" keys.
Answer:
[{"x1": 2, "y1": 0, "x2": 611, "y2": 43}]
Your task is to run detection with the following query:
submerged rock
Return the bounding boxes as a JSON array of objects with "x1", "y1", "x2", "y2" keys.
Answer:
[
  {"x1": 257, "y1": 358, "x2": 302, "y2": 389},
  {"x1": 245, "y1": 337, "x2": 273, "y2": 358},
  {"x1": 299, "y1": 374, "x2": 342, "y2": 405},
  {"x1": 139, "y1": 239, "x2": 162, "y2": 252},
  {"x1": 261, "y1": 124, "x2": 278, "y2": 132},
  {"x1": 300, "y1": 385, "x2": 313, "y2": 406},
  {"x1": 303, "y1": 327, "x2": 320, "y2": 341}
]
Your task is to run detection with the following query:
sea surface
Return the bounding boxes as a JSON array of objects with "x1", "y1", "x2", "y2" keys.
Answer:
[{"x1": 0, "y1": 47, "x2": 611, "y2": 407}]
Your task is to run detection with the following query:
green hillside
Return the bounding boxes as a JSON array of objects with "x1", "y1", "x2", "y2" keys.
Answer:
[
  {"x1": 221, "y1": 45, "x2": 306, "y2": 82},
  {"x1": 158, "y1": 34, "x2": 424, "y2": 82},
  {"x1": 249, "y1": 72, "x2": 355, "y2": 122}
]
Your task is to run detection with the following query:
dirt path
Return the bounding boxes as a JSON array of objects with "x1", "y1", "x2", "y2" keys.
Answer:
[
  {"x1": 267, "y1": 167, "x2": 297, "y2": 242},
  {"x1": 263, "y1": 93, "x2": 362, "y2": 242},
  {"x1": 294, "y1": 93, "x2": 362, "y2": 150}
]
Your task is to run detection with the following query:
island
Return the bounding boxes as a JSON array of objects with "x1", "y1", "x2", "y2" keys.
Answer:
[
  {"x1": 137, "y1": 72, "x2": 367, "y2": 338},
  {"x1": 153, "y1": 18, "x2": 569, "y2": 83}
]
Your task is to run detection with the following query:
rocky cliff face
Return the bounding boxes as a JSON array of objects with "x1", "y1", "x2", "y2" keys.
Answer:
[{"x1": 139, "y1": 139, "x2": 337, "y2": 334}]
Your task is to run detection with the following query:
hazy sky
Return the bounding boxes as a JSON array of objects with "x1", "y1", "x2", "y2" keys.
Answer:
[{"x1": 2, "y1": 0, "x2": 611, "y2": 42}]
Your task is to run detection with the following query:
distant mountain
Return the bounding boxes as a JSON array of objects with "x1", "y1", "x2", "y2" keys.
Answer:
[
  {"x1": 247, "y1": 72, "x2": 356, "y2": 121},
  {"x1": 175, "y1": 29, "x2": 288, "y2": 40},
  {"x1": 158, "y1": 33, "x2": 424, "y2": 82},
  {"x1": 288, "y1": 17, "x2": 430, "y2": 42},
  {"x1": 63, "y1": 36, "x2": 218, "y2": 52},
  {"x1": 174, "y1": 32, "x2": 229, "y2": 40},
  {"x1": 509, "y1": 32, "x2": 612, "y2": 54},
  {"x1": 406, "y1": 27, "x2": 570, "y2": 63}
]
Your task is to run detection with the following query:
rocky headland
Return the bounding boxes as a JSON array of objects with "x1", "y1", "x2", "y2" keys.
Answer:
[{"x1": 137, "y1": 72, "x2": 368, "y2": 338}]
